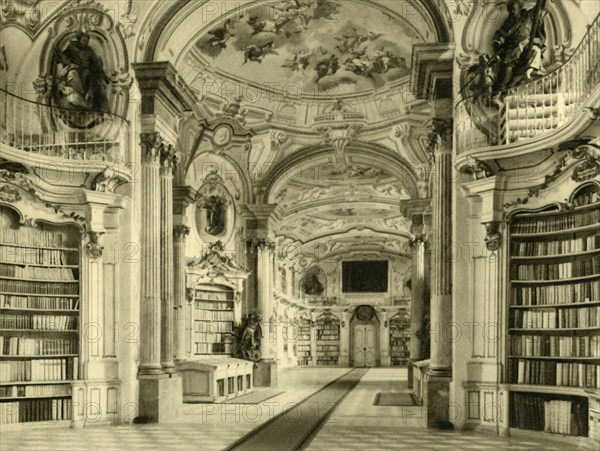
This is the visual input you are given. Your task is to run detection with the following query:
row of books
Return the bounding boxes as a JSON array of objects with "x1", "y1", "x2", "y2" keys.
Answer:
[
  {"x1": 194, "y1": 321, "x2": 232, "y2": 333},
  {"x1": 0, "y1": 264, "x2": 76, "y2": 281},
  {"x1": 511, "y1": 235, "x2": 600, "y2": 257},
  {"x1": 511, "y1": 280, "x2": 600, "y2": 305},
  {"x1": 512, "y1": 306, "x2": 600, "y2": 329},
  {"x1": 297, "y1": 345, "x2": 311, "y2": 353},
  {"x1": 194, "y1": 342, "x2": 233, "y2": 354},
  {"x1": 510, "y1": 335, "x2": 600, "y2": 358},
  {"x1": 195, "y1": 291, "x2": 233, "y2": 301},
  {"x1": 545, "y1": 399, "x2": 588, "y2": 435},
  {"x1": 510, "y1": 359, "x2": 600, "y2": 388},
  {"x1": 511, "y1": 209, "x2": 600, "y2": 234},
  {"x1": 316, "y1": 334, "x2": 339, "y2": 342},
  {"x1": 510, "y1": 394, "x2": 588, "y2": 436},
  {"x1": 0, "y1": 228, "x2": 66, "y2": 248},
  {"x1": 296, "y1": 334, "x2": 310, "y2": 341},
  {"x1": 316, "y1": 344, "x2": 339, "y2": 352},
  {"x1": 0, "y1": 398, "x2": 73, "y2": 424},
  {"x1": 0, "y1": 337, "x2": 77, "y2": 356},
  {"x1": 195, "y1": 310, "x2": 234, "y2": 321},
  {"x1": 0, "y1": 357, "x2": 79, "y2": 382},
  {"x1": 513, "y1": 256, "x2": 600, "y2": 280},
  {"x1": 0, "y1": 279, "x2": 79, "y2": 295},
  {"x1": 193, "y1": 333, "x2": 232, "y2": 344},
  {"x1": 316, "y1": 358, "x2": 338, "y2": 365},
  {"x1": 194, "y1": 301, "x2": 233, "y2": 310},
  {"x1": 0, "y1": 383, "x2": 71, "y2": 398},
  {"x1": 0, "y1": 294, "x2": 79, "y2": 310},
  {"x1": 0, "y1": 314, "x2": 77, "y2": 330},
  {"x1": 573, "y1": 190, "x2": 599, "y2": 207},
  {"x1": 0, "y1": 247, "x2": 71, "y2": 266}
]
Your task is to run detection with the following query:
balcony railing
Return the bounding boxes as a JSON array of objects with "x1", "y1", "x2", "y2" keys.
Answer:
[
  {"x1": 455, "y1": 13, "x2": 600, "y2": 154},
  {"x1": 0, "y1": 88, "x2": 130, "y2": 164}
]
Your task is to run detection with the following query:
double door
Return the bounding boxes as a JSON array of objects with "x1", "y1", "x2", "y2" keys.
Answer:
[{"x1": 353, "y1": 324, "x2": 377, "y2": 367}]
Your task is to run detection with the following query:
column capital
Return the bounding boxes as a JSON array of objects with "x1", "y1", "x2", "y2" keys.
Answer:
[
  {"x1": 160, "y1": 144, "x2": 180, "y2": 175},
  {"x1": 409, "y1": 234, "x2": 429, "y2": 251},
  {"x1": 140, "y1": 132, "x2": 163, "y2": 164},
  {"x1": 248, "y1": 238, "x2": 277, "y2": 254},
  {"x1": 173, "y1": 225, "x2": 191, "y2": 242},
  {"x1": 426, "y1": 118, "x2": 453, "y2": 156}
]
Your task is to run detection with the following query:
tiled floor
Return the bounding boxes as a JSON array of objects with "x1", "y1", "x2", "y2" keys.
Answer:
[
  {"x1": 0, "y1": 368, "x2": 595, "y2": 450},
  {"x1": 306, "y1": 368, "x2": 594, "y2": 450}
]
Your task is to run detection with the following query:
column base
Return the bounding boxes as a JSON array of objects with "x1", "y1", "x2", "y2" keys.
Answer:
[
  {"x1": 137, "y1": 374, "x2": 182, "y2": 423},
  {"x1": 423, "y1": 371, "x2": 453, "y2": 429},
  {"x1": 253, "y1": 359, "x2": 278, "y2": 387}
]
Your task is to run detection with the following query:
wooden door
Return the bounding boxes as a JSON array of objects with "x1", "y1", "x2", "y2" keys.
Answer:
[{"x1": 354, "y1": 324, "x2": 377, "y2": 367}]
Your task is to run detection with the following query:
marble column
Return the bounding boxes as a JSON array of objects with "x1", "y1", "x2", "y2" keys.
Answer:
[
  {"x1": 426, "y1": 118, "x2": 454, "y2": 428},
  {"x1": 139, "y1": 133, "x2": 163, "y2": 376},
  {"x1": 173, "y1": 225, "x2": 190, "y2": 361}
]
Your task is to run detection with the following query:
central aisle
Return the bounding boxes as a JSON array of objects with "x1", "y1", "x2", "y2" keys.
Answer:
[{"x1": 227, "y1": 369, "x2": 368, "y2": 450}]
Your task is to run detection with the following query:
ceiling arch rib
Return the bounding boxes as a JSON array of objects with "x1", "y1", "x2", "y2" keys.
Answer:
[{"x1": 263, "y1": 142, "x2": 421, "y2": 205}]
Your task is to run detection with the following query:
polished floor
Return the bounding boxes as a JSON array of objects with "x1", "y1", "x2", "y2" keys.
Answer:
[{"x1": 0, "y1": 368, "x2": 594, "y2": 450}]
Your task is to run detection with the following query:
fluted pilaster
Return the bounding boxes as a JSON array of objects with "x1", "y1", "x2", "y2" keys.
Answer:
[
  {"x1": 160, "y1": 146, "x2": 178, "y2": 372},
  {"x1": 139, "y1": 132, "x2": 163, "y2": 375},
  {"x1": 409, "y1": 234, "x2": 428, "y2": 361},
  {"x1": 429, "y1": 118, "x2": 453, "y2": 377},
  {"x1": 173, "y1": 225, "x2": 190, "y2": 360},
  {"x1": 253, "y1": 239, "x2": 276, "y2": 360}
]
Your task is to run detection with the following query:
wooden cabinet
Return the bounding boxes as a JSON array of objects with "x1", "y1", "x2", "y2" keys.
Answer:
[{"x1": 179, "y1": 358, "x2": 253, "y2": 403}]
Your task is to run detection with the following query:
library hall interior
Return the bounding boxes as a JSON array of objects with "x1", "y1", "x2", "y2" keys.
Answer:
[{"x1": 0, "y1": 0, "x2": 600, "y2": 449}]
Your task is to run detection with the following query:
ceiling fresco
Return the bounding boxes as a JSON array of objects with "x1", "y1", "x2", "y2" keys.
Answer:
[{"x1": 194, "y1": 0, "x2": 426, "y2": 93}]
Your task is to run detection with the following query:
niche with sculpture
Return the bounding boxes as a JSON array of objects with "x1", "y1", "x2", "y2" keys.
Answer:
[
  {"x1": 195, "y1": 179, "x2": 233, "y2": 240},
  {"x1": 302, "y1": 266, "x2": 327, "y2": 299},
  {"x1": 35, "y1": 2, "x2": 132, "y2": 127}
]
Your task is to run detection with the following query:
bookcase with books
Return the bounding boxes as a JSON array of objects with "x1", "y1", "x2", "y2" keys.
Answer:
[
  {"x1": 193, "y1": 284, "x2": 235, "y2": 356},
  {"x1": 296, "y1": 318, "x2": 312, "y2": 366},
  {"x1": 389, "y1": 310, "x2": 410, "y2": 366},
  {"x1": 0, "y1": 207, "x2": 80, "y2": 425},
  {"x1": 506, "y1": 182, "x2": 600, "y2": 438},
  {"x1": 315, "y1": 315, "x2": 340, "y2": 366}
]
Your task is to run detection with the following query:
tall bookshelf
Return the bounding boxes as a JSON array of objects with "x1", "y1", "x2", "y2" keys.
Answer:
[
  {"x1": 315, "y1": 316, "x2": 340, "y2": 366},
  {"x1": 0, "y1": 209, "x2": 80, "y2": 425},
  {"x1": 296, "y1": 319, "x2": 312, "y2": 366},
  {"x1": 507, "y1": 183, "x2": 600, "y2": 437},
  {"x1": 193, "y1": 284, "x2": 235, "y2": 356},
  {"x1": 390, "y1": 310, "x2": 410, "y2": 366}
]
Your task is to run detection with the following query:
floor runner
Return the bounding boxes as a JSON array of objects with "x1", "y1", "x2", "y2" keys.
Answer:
[{"x1": 227, "y1": 368, "x2": 368, "y2": 451}]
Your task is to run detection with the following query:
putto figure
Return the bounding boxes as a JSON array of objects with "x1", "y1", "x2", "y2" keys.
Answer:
[{"x1": 53, "y1": 32, "x2": 110, "y2": 112}]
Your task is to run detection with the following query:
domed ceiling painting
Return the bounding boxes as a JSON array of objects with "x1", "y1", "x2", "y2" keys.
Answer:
[{"x1": 194, "y1": 0, "x2": 428, "y2": 93}]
